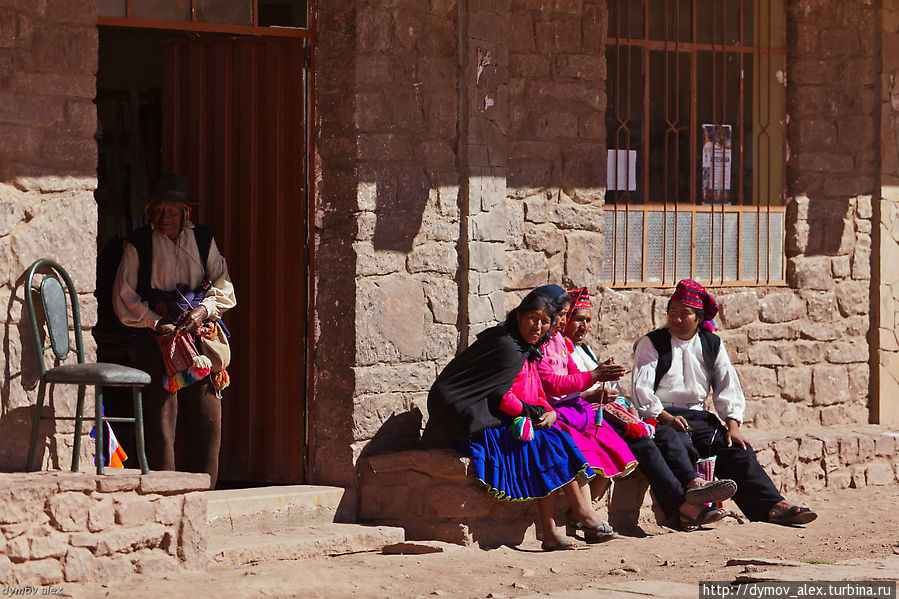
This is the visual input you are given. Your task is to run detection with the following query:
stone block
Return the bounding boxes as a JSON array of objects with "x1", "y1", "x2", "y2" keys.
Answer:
[
  {"x1": 131, "y1": 549, "x2": 179, "y2": 574},
  {"x1": 88, "y1": 496, "x2": 114, "y2": 532},
  {"x1": 858, "y1": 435, "x2": 876, "y2": 460},
  {"x1": 771, "y1": 438, "x2": 799, "y2": 467},
  {"x1": 796, "y1": 461, "x2": 825, "y2": 492},
  {"x1": 736, "y1": 365, "x2": 777, "y2": 397},
  {"x1": 798, "y1": 438, "x2": 824, "y2": 461},
  {"x1": 425, "y1": 484, "x2": 493, "y2": 519},
  {"x1": 0, "y1": 555, "x2": 10, "y2": 585},
  {"x1": 874, "y1": 434, "x2": 897, "y2": 456},
  {"x1": 850, "y1": 464, "x2": 867, "y2": 488},
  {"x1": 63, "y1": 546, "x2": 95, "y2": 582},
  {"x1": 747, "y1": 342, "x2": 797, "y2": 366},
  {"x1": 825, "y1": 340, "x2": 868, "y2": 364},
  {"x1": 115, "y1": 495, "x2": 155, "y2": 527},
  {"x1": 68, "y1": 531, "x2": 98, "y2": 551},
  {"x1": 755, "y1": 447, "x2": 775, "y2": 469},
  {"x1": 10, "y1": 558, "x2": 63, "y2": 586},
  {"x1": 787, "y1": 256, "x2": 835, "y2": 290},
  {"x1": 359, "y1": 484, "x2": 411, "y2": 521},
  {"x1": 5, "y1": 535, "x2": 29, "y2": 561},
  {"x1": 94, "y1": 523, "x2": 166, "y2": 556},
  {"x1": 746, "y1": 323, "x2": 799, "y2": 341},
  {"x1": 811, "y1": 365, "x2": 850, "y2": 405},
  {"x1": 95, "y1": 474, "x2": 140, "y2": 494},
  {"x1": 866, "y1": 462, "x2": 896, "y2": 485},
  {"x1": 0, "y1": 481, "x2": 56, "y2": 524},
  {"x1": 47, "y1": 491, "x2": 91, "y2": 532},
  {"x1": 423, "y1": 278, "x2": 458, "y2": 325},
  {"x1": 92, "y1": 555, "x2": 133, "y2": 584},
  {"x1": 524, "y1": 223, "x2": 565, "y2": 255},
  {"x1": 504, "y1": 249, "x2": 549, "y2": 289},
  {"x1": 805, "y1": 292, "x2": 834, "y2": 321},
  {"x1": 178, "y1": 493, "x2": 207, "y2": 569},
  {"x1": 354, "y1": 362, "x2": 435, "y2": 394},
  {"x1": 799, "y1": 320, "x2": 840, "y2": 341},
  {"x1": 839, "y1": 436, "x2": 860, "y2": 463},
  {"x1": 29, "y1": 532, "x2": 68, "y2": 559},
  {"x1": 825, "y1": 470, "x2": 851, "y2": 489},
  {"x1": 565, "y1": 232, "x2": 604, "y2": 286},
  {"x1": 758, "y1": 293, "x2": 804, "y2": 323},
  {"x1": 835, "y1": 280, "x2": 869, "y2": 316},
  {"x1": 778, "y1": 366, "x2": 812, "y2": 402}
]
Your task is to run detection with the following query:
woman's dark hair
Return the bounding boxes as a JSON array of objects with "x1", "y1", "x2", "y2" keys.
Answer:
[
  {"x1": 667, "y1": 298, "x2": 704, "y2": 322},
  {"x1": 505, "y1": 290, "x2": 558, "y2": 347}
]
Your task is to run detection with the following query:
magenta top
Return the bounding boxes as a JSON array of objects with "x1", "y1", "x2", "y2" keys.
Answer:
[
  {"x1": 498, "y1": 359, "x2": 554, "y2": 417},
  {"x1": 536, "y1": 333, "x2": 594, "y2": 403}
]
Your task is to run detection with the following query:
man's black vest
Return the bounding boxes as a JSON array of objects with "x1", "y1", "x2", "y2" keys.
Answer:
[
  {"x1": 646, "y1": 327, "x2": 721, "y2": 392},
  {"x1": 126, "y1": 224, "x2": 214, "y2": 303}
]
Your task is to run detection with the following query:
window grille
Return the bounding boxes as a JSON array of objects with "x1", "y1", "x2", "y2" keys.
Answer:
[
  {"x1": 98, "y1": 0, "x2": 309, "y2": 34},
  {"x1": 602, "y1": 0, "x2": 786, "y2": 287}
]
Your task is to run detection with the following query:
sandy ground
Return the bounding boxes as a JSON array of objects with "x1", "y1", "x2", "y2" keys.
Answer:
[{"x1": 61, "y1": 484, "x2": 898, "y2": 599}]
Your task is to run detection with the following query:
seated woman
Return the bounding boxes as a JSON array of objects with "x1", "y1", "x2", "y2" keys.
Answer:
[
  {"x1": 426, "y1": 288, "x2": 612, "y2": 551},
  {"x1": 561, "y1": 287, "x2": 736, "y2": 529},
  {"x1": 631, "y1": 279, "x2": 816, "y2": 526}
]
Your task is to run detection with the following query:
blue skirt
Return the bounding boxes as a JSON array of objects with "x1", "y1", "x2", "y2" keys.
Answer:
[{"x1": 456, "y1": 422, "x2": 595, "y2": 501}]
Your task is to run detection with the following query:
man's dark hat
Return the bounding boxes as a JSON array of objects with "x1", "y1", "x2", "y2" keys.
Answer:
[{"x1": 147, "y1": 173, "x2": 195, "y2": 207}]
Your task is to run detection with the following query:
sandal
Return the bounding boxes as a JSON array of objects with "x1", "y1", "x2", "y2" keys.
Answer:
[
  {"x1": 684, "y1": 479, "x2": 737, "y2": 505},
  {"x1": 679, "y1": 505, "x2": 727, "y2": 529},
  {"x1": 541, "y1": 539, "x2": 579, "y2": 552},
  {"x1": 582, "y1": 521, "x2": 619, "y2": 544},
  {"x1": 767, "y1": 505, "x2": 817, "y2": 526}
]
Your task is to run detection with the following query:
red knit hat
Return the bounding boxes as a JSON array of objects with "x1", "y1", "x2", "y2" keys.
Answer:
[
  {"x1": 671, "y1": 279, "x2": 718, "y2": 322},
  {"x1": 567, "y1": 287, "x2": 591, "y2": 311}
]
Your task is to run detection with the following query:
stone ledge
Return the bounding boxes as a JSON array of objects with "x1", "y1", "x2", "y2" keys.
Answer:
[
  {"x1": 0, "y1": 470, "x2": 209, "y2": 585},
  {"x1": 357, "y1": 426, "x2": 899, "y2": 547}
]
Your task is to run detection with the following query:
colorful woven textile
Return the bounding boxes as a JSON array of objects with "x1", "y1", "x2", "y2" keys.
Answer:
[
  {"x1": 155, "y1": 332, "x2": 212, "y2": 392},
  {"x1": 567, "y1": 287, "x2": 591, "y2": 311}
]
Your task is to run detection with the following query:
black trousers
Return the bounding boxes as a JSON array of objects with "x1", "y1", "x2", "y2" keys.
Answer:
[
  {"x1": 623, "y1": 425, "x2": 698, "y2": 518},
  {"x1": 658, "y1": 406, "x2": 784, "y2": 521},
  {"x1": 134, "y1": 331, "x2": 222, "y2": 488}
]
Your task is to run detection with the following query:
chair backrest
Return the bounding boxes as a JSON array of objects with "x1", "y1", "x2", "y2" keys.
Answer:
[{"x1": 25, "y1": 259, "x2": 85, "y2": 376}]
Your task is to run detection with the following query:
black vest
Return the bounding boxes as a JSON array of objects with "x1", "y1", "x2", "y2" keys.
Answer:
[
  {"x1": 126, "y1": 224, "x2": 214, "y2": 303},
  {"x1": 646, "y1": 327, "x2": 721, "y2": 392}
]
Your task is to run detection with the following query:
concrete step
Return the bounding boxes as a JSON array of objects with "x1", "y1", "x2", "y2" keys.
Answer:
[
  {"x1": 206, "y1": 485, "x2": 345, "y2": 534},
  {"x1": 208, "y1": 522, "x2": 406, "y2": 568}
]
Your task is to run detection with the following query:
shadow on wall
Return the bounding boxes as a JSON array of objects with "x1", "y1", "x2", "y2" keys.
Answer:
[
  {"x1": 1, "y1": 273, "x2": 64, "y2": 471},
  {"x1": 358, "y1": 408, "x2": 425, "y2": 459},
  {"x1": 370, "y1": 165, "x2": 431, "y2": 253}
]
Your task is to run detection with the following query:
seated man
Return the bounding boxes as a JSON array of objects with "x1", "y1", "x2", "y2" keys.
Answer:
[{"x1": 630, "y1": 279, "x2": 816, "y2": 526}]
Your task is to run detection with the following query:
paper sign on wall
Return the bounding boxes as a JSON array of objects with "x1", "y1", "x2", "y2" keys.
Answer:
[
  {"x1": 607, "y1": 149, "x2": 637, "y2": 191},
  {"x1": 701, "y1": 124, "x2": 732, "y2": 204}
]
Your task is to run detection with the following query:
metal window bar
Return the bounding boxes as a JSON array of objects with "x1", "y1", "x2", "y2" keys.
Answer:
[{"x1": 604, "y1": 0, "x2": 786, "y2": 288}]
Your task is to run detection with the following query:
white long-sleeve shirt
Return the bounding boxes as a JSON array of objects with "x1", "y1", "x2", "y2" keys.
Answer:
[
  {"x1": 631, "y1": 330, "x2": 745, "y2": 424},
  {"x1": 112, "y1": 221, "x2": 236, "y2": 330}
]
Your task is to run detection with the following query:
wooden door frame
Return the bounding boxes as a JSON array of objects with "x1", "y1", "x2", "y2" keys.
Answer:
[{"x1": 96, "y1": 6, "x2": 318, "y2": 482}]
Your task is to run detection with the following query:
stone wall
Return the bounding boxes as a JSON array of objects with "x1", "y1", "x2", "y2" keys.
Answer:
[
  {"x1": 518, "y1": 0, "x2": 879, "y2": 430},
  {"x1": 313, "y1": 0, "x2": 462, "y2": 490},
  {"x1": 358, "y1": 426, "x2": 899, "y2": 545},
  {"x1": 0, "y1": 0, "x2": 100, "y2": 470},
  {"x1": 0, "y1": 470, "x2": 208, "y2": 585},
  {"x1": 875, "y1": 0, "x2": 899, "y2": 425}
]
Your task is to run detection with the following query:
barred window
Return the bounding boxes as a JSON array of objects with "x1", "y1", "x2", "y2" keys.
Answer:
[{"x1": 601, "y1": 0, "x2": 786, "y2": 287}]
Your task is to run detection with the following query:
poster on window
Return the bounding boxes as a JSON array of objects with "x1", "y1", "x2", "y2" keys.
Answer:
[{"x1": 701, "y1": 124, "x2": 732, "y2": 204}]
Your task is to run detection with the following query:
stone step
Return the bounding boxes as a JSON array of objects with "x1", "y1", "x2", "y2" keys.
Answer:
[
  {"x1": 205, "y1": 485, "x2": 346, "y2": 534},
  {"x1": 208, "y1": 523, "x2": 406, "y2": 568}
]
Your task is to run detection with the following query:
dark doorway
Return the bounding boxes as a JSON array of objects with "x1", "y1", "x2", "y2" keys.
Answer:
[{"x1": 94, "y1": 26, "x2": 309, "y2": 485}]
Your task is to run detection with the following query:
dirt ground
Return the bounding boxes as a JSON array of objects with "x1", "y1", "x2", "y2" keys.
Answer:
[{"x1": 64, "y1": 484, "x2": 898, "y2": 599}]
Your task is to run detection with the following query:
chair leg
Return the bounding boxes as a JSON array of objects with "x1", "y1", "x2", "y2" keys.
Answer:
[
  {"x1": 133, "y1": 387, "x2": 150, "y2": 475},
  {"x1": 27, "y1": 379, "x2": 48, "y2": 472},
  {"x1": 71, "y1": 384, "x2": 86, "y2": 473},
  {"x1": 95, "y1": 385, "x2": 105, "y2": 475}
]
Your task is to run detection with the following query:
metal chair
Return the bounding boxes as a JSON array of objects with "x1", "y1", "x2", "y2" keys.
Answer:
[{"x1": 25, "y1": 259, "x2": 151, "y2": 474}]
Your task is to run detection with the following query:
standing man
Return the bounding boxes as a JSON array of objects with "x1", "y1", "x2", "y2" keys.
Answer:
[
  {"x1": 631, "y1": 279, "x2": 815, "y2": 526},
  {"x1": 113, "y1": 174, "x2": 236, "y2": 487}
]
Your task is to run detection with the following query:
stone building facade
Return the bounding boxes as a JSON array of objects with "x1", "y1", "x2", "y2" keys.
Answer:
[{"x1": 0, "y1": 0, "x2": 897, "y2": 504}]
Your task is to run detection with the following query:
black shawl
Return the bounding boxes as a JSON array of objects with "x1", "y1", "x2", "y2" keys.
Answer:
[{"x1": 426, "y1": 321, "x2": 541, "y2": 441}]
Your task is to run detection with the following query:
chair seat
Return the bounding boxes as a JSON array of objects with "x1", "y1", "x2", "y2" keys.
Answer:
[{"x1": 44, "y1": 362, "x2": 152, "y2": 386}]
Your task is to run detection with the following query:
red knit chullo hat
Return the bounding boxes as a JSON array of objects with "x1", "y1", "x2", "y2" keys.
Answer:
[
  {"x1": 671, "y1": 279, "x2": 718, "y2": 324},
  {"x1": 567, "y1": 287, "x2": 591, "y2": 311}
]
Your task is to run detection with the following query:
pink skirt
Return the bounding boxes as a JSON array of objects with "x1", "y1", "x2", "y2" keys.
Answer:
[{"x1": 554, "y1": 398, "x2": 638, "y2": 479}]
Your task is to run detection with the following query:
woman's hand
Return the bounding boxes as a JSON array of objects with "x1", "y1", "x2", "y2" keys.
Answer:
[
  {"x1": 658, "y1": 410, "x2": 689, "y2": 432},
  {"x1": 591, "y1": 358, "x2": 626, "y2": 382},
  {"x1": 536, "y1": 410, "x2": 557, "y2": 429}
]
